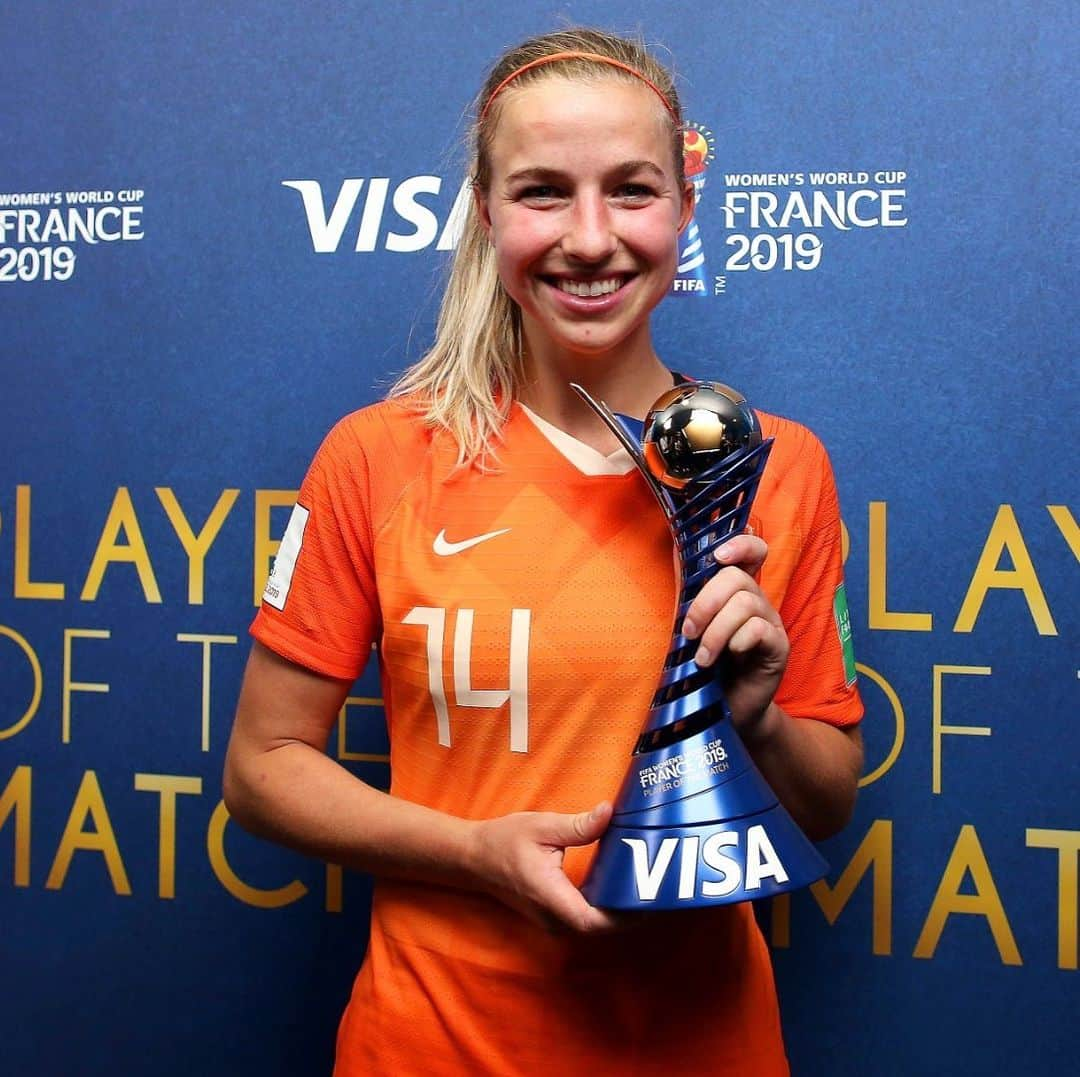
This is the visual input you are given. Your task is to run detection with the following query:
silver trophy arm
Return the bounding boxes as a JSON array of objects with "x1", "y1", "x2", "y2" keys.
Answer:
[{"x1": 569, "y1": 382, "x2": 671, "y2": 511}]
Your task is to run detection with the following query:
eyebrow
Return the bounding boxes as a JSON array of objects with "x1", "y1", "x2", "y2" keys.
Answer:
[{"x1": 504, "y1": 160, "x2": 668, "y2": 184}]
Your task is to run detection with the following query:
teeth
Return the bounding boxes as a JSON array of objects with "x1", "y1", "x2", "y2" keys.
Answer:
[{"x1": 557, "y1": 278, "x2": 623, "y2": 297}]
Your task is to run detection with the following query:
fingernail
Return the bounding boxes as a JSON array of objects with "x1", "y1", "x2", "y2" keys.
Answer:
[
  {"x1": 714, "y1": 543, "x2": 733, "y2": 563},
  {"x1": 694, "y1": 645, "x2": 712, "y2": 666},
  {"x1": 682, "y1": 617, "x2": 698, "y2": 638},
  {"x1": 590, "y1": 804, "x2": 606, "y2": 822}
]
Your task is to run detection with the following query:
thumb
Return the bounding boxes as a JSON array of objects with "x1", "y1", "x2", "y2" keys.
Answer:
[{"x1": 561, "y1": 801, "x2": 612, "y2": 847}]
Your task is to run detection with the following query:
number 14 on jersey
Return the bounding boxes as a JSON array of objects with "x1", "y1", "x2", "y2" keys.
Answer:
[{"x1": 402, "y1": 606, "x2": 531, "y2": 753}]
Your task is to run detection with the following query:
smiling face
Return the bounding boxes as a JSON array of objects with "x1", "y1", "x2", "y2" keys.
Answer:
[{"x1": 476, "y1": 76, "x2": 694, "y2": 375}]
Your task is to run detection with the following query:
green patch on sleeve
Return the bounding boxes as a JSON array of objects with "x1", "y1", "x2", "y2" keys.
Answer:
[{"x1": 834, "y1": 583, "x2": 857, "y2": 687}]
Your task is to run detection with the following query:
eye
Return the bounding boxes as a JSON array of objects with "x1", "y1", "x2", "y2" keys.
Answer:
[
  {"x1": 614, "y1": 182, "x2": 657, "y2": 203},
  {"x1": 518, "y1": 184, "x2": 564, "y2": 204}
]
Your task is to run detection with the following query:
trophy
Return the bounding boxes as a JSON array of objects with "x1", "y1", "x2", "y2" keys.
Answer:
[{"x1": 573, "y1": 380, "x2": 828, "y2": 909}]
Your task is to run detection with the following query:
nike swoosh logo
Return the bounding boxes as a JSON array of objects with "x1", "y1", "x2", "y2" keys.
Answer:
[
  {"x1": 432, "y1": 527, "x2": 511, "y2": 557},
  {"x1": 433, "y1": 528, "x2": 511, "y2": 556}
]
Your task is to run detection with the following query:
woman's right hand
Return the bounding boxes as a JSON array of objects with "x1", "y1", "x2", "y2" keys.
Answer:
[
  {"x1": 227, "y1": 644, "x2": 623, "y2": 933},
  {"x1": 470, "y1": 802, "x2": 620, "y2": 933}
]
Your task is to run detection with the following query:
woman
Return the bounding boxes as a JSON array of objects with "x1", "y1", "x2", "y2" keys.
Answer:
[{"x1": 225, "y1": 28, "x2": 864, "y2": 1075}]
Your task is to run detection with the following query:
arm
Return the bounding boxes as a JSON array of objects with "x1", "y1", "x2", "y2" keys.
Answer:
[
  {"x1": 223, "y1": 641, "x2": 618, "y2": 931},
  {"x1": 735, "y1": 699, "x2": 862, "y2": 842},
  {"x1": 680, "y1": 533, "x2": 863, "y2": 840}
]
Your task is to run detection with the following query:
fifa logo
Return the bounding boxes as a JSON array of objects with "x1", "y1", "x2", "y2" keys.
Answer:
[{"x1": 672, "y1": 123, "x2": 715, "y2": 296}]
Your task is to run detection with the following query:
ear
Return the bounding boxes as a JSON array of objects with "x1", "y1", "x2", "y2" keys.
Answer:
[
  {"x1": 677, "y1": 181, "x2": 696, "y2": 234},
  {"x1": 474, "y1": 184, "x2": 494, "y2": 238}
]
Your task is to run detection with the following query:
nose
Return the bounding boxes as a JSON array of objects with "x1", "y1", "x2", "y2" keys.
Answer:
[{"x1": 562, "y1": 192, "x2": 618, "y2": 263}]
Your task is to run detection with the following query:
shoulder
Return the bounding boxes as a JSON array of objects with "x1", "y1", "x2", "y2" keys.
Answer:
[
  {"x1": 308, "y1": 395, "x2": 438, "y2": 487},
  {"x1": 750, "y1": 409, "x2": 842, "y2": 551},
  {"x1": 671, "y1": 374, "x2": 831, "y2": 475},
  {"x1": 755, "y1": 408, "x2": 837, "y2": 493},
  {"x1": 298, "y1": 395, "x2": 438, "y2": 531},
  {"x1": 749, "y1": 412, "x2": 848, "y2": 625},
  {"x1": 319, "y1": 395, "x2": 431, "y2": 460},
  {"x1": 756, "y1": 409, "x2": 830, "y2": 467}
]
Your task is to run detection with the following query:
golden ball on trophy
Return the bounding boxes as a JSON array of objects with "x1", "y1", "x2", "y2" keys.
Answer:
[{"x1": 642, "y1": 382, "x2": 763, "y2": 490}]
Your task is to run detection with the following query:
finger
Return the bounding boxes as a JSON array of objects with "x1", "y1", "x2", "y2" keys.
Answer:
[
  {"x1": 542, "y1": 876, "x2": 621, "y2": 934},
  {"x1": 607, "y1": 910, "x2": 649, "y2": 932},
  {"x1": 727, "y1": 615, "x2": 788, "y2": 663},
  {"x1": 714, "y1": 533, "x2": 768, "y2": 574},
  {"x1": 539, "y1": 802, "x2": 612, "y2": 849},
  {"x1": 681, "y1": 566, "x2": 756, "y2": 639},
  {"x1": 693, "y1": 590, "x2": 780, "y2": 667}
]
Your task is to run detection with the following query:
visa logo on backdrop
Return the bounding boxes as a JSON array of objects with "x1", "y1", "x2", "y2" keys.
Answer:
[{"x1": 283, "y1": 177, "x2": 469, "y2": 253}]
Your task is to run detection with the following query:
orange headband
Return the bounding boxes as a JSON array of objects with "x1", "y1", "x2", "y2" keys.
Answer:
[{"x1": 478, "y1": 51, "x2": 679, "y2": 124}]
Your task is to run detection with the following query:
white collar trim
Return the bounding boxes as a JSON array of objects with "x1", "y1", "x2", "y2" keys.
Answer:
[{"x1": 518, "y1": 404, "x2": 637, "y2": 477}]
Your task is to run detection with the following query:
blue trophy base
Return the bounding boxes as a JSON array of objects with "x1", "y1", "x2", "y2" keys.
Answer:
[
  {"x1": 570, "y1": 383, "x2": 829, "y2": 911},
  {"x1": 581, "y1": 719, "x2": 828, "y2": 910}
]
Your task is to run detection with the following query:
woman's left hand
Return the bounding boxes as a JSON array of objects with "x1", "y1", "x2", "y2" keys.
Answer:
[{"x1": 679, "y1": 532, "x2": 788, "y2": 735}]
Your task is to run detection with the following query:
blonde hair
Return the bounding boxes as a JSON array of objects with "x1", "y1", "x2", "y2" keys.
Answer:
[{"x1": 389, "y1": 28, "x2": 685, "y2": 466}]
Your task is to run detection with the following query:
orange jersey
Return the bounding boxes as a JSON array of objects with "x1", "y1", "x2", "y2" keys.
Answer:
[{"x1": 251, "y1": 396, "x2": 862, "y2": 1076}]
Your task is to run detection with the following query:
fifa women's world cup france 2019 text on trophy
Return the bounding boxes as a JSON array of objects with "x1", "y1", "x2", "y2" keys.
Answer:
[{"x1": 571, "y1": 381, "x2": 828, "y2": 910}]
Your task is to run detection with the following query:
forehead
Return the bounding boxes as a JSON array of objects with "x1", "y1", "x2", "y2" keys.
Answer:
[{"x1": 487, "y1": 75, "x2": 674, "y2": 173}]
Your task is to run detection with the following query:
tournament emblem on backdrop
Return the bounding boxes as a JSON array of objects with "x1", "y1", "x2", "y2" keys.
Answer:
[{"x1": 672, "y1": 123, "x2": 715, "y2": 296}]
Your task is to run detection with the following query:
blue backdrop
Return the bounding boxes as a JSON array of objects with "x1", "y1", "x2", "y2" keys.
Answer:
[{"x1": 2, "y1": 2, "x2": 1076, "y2": 1074}]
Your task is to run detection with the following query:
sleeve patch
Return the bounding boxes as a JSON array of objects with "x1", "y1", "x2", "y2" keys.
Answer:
[
  {"x1": 262, "y1": 503, "x2": 310, "y2": 611},
  {"x1": 834, "y1": 582, "x2": 858, "y2": 687}
]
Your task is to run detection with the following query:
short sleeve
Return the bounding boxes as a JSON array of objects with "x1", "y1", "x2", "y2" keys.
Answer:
[
  {"x1": 250, "y1": 415, "x2": 381, "y2": 680},
  {"x1": 771, "y1": 435, "x2": 863, "y2": 728}
]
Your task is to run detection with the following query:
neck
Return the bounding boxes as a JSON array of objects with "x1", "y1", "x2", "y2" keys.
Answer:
[{"x1": 517, "y1": 329, "x2": 673, "y2": 453}]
